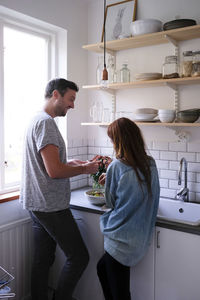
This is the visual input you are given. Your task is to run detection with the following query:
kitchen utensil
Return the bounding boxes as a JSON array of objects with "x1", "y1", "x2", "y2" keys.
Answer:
[
  {"x1": 163, "y1": 19, "x2": 196, "y2": 31},
  {"x1": 177, "y1": 109, "x2": 200, "y2": 123},
  {"x1": 130, "y1": 19, "x2": 162, "y2": 36},
  {"x1": 134, "y1": 108, "x2": 158, "y2": 114},
  {"x1": 84, "y1": 189, "x2": 105, "y2": 205},
  {"x1": 158, "y1": 109, "x2": 176, "y2": 123}
]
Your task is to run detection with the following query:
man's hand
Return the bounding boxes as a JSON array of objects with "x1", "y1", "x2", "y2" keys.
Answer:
[{"x1": 83, "y1": 160, "x2": 99, "y2": 174}]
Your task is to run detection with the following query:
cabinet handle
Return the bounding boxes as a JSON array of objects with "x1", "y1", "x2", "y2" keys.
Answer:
[{"x1": 156, "y1": 230, "x2": 160, "y2": 248}]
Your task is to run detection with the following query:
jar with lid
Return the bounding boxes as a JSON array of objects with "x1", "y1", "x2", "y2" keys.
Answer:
[
  {"x1": 181, "y1": 51, "x2": 193, "y2": 77},
  {"x1": 162, "y1": 55, "x2": 179, "y2": 79},
  {"x1": 191, "y1": 50, "x2": 200, "y2": 77},
  {"x1": 120, "y1": 62, "x2": 130, "y2": 83}
]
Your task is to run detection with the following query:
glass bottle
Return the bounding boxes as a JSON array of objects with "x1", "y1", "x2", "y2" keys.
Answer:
[
  {"x1": 162, "y1": 55, "x2": 179, "y2": 79},
  {"x1": 181, "y1": 51, "x2": 193, "y2": 77},
  {"x1": 96, "y1": 56, "x2": 103, "y2": 84},
  {"x1": 120, "y1": 62, "x2": 130, "y2": 83},
  {"x1": 191, "y1": 50, "x2": 200, "y2": 77},
  {"x1": 107, "y1": 56, "x2": 115, "y2": 83}
]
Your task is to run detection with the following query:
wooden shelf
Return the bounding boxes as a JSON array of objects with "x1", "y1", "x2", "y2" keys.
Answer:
[
  {"x1": 83, "y1": 25, "x2": 200, "y2": 53},
  {"x1": 81, "y1": 122, "x2": 200, "y2": 127},
  {"x1": 83, "y1": 77, "x2": 200, "y2": 91}
]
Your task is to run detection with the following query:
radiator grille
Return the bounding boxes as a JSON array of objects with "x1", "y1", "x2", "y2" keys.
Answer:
[{"x1": 0, "y1": 218, "x2": 33, "y2": 300}]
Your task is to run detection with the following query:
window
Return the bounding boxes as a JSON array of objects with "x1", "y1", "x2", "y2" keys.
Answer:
[{"x1": 0, "y1": 7, "x2": 67, "y2": 194}]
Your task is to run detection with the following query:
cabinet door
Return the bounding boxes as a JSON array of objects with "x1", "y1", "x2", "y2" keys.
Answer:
[
  {"x1": 155, "y1": 227, "x2": 200, "y2": 300},
  {"x1": 130, "y1": 231, "x2": 155, "y2": 300},
  {"x1": 71, "y1": 209, "x2": 104, "y2": 300}
]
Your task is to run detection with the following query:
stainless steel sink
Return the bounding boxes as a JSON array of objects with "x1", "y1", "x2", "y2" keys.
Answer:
[{"x1": 157, "y1": 197, "x2": 200, "y2": 226}]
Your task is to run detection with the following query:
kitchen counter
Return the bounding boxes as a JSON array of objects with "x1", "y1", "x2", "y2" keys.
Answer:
[{"x1": 70, "y1": 186, "x2": 200, "y2": 236}]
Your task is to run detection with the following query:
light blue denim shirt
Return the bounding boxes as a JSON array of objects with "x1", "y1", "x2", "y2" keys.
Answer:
[{"x1": 100, "y1": 158, "x2": 160, "y2": 267}]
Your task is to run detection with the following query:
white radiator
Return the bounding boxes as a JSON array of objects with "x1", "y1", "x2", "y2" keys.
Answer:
[{"x1": 0, "y1": 218, "x2": 33, "y2": 300}]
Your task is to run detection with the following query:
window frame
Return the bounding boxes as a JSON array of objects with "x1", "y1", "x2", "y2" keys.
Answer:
[{"x1": 0, "y1": 6, "x2": 67, "y2": 195}]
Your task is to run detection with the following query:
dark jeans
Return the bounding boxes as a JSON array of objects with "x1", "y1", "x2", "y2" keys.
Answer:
[
  {"x1": 97, "y1": 252, "x2": 131, "y2": 300},
  {"x1": 29, "y1": 209, "x2": 89, "y2": 300}
]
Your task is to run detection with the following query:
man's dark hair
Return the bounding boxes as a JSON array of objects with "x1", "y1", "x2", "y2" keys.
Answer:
[{"x1": 45, "y1": 78, "x2": 79, "y2": 98}]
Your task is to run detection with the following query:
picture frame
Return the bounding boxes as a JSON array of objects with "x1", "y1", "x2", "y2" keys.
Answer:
[{"x1": 101, "y1": 0, "x2": 137, "y2": 42}]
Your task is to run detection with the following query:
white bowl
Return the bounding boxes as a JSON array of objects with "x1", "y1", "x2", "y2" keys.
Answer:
[
  {"x1": 158, "y1": 109, "x2": 175, "y2": 114},
  {"x1": 158, "y1": 113, "x2": 175, "y2": 123},
  {"x1": 134, "y1": 113, "x2": 157, "y2": 121},
  {"x1": 84, "y1": 189, "x2": 105, "y2": 205},
  {"x1": 134, "y1": 108, "x2": 158, "y2": 114},
  {"x1": 130, "y1": 19, "x2": 162, "y2": 36}
]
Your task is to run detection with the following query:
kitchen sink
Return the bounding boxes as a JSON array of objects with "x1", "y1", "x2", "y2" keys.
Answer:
[{"x1": 157, "y1": 197, "x2": 200, "y2": 226}]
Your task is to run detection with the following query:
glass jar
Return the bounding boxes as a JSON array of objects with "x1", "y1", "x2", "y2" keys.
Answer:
[
  {"x1": 191, "y1": 50, "x2": 200, "y2": 77},
  {"x1": 181, "y1": 51, "x2": 193, "y2": 77},
  {"x1": 107, "y1": 56, "x2": 115, "y2": 83},
  {"x1": 96, "y1": 56, "x2": 103, "y2": 84},
  {"x1": 120, "y1": 63, "x2": 130, "y2": 83},
  {"x1": 162, "y1": 55, "x2": 179, "y2": 79}
]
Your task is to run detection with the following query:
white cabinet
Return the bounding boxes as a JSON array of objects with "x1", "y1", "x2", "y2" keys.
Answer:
[
  {"x1": 71, "y1": 209, "x2": 104, "y2": 300},
  {"x1": 130, "y1": 231, "x2": 155, "y2": 300},
  {"x1": 155, "y1": 226, "x2": 200, "y2": 300},
  {"x1": 48, "y1": 209, "x2": 104, "y2": 300}
]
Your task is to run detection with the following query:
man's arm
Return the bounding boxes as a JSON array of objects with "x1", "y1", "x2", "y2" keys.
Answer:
[{"x1": 40, "y1": 144, "x2": 99, "y2": 179}]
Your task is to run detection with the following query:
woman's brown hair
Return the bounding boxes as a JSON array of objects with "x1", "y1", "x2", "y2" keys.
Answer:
[{"x1": 107, "y1": 117, "x2": 152, "y2": 195}]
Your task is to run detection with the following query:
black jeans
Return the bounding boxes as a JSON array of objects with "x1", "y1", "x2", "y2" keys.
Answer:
[
  {"x1": 97, "y1": 252, "x2": 131, "y2": 300},
  {"x1": 29, "y1": 209, "x2": 89, "y2": 300}
]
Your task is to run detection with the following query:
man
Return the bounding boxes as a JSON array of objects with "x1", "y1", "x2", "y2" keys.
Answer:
[{"x1": 20, "y1": 78, "x2": 99, "y2": 300}]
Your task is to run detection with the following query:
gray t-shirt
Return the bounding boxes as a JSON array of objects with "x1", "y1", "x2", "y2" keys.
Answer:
[{"x1": 20, "y1": 111, "x2": 70, "y2": 212}]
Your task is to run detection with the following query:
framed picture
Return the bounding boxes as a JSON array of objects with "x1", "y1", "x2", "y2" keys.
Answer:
[{"x1": 101, "y1": 0, "x2": 137, "y2": 42}]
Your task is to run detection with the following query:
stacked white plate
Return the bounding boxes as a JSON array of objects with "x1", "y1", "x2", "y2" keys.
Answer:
[
  {"x1": 135, "y1": 73, "x2": 162, "y2": 81},
  {"x1": 133, "y1": 108, "x2": 158, "y2": 122}
]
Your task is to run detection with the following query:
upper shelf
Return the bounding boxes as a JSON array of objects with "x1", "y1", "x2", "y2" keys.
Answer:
[
  {"x1": 82, "y1": 24, "x2": 200, "y2": 53},
  {"x1": 83, "y1": 77, "x2": 200, "y2": 91}
]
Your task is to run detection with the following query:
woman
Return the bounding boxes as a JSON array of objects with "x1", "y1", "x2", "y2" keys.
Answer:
[{"x1": 97, "y1": 118, "x2": 160, "y2": 300}]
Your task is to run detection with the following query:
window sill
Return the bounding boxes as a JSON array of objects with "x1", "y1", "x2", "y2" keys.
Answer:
[{"x1": 0, "y1": 191, "x2": 20, "y2": 203}]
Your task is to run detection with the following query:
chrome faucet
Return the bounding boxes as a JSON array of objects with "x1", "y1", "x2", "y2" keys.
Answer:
[{"x1": 176, "y1": 157, "x2": 189, "y2": 202}]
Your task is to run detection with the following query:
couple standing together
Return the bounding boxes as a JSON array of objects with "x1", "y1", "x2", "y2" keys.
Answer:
[{"x1": 20, "y1": 78, "x2": 160, "y2": 300}]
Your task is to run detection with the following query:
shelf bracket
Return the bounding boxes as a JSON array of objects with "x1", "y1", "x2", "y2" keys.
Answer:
[
  {"x1": 165, "y1": 82, "x2": 177, "y2": 91},
  {"x1": 98, "y1": 45, "x2": 115, "y2": 56},
  {"x1": 164, "y1": 34, "x2": 178, "y2": 47}
]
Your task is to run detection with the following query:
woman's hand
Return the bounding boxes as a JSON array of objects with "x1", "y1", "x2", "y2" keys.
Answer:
[{"x1": 98, "y1": 173, "x2": 106, "y2": 186}]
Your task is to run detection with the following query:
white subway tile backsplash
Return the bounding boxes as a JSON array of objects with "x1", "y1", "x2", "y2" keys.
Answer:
[
  {"x1": 187, "y1": 142, "x2": 200, "y2": 152},
  {"x1": 195, "y1": 193, "x2": 200, "y2": 203},
  {"x1": 160, "y1": 151, "x2": 177, "y2": 161},
  {"x1": 159, "y1": 178, "x2": 168, "y2": 188},
  {"x1": 68, "y1": 147, "x2": 78, "y2": 156},
  {"x1": 155, "y1": 160, "x2": 169, "y2": 170},
  {"x1": 188, "y1": 182, "x2": 200, "y2": 193},
  {"x1": 67, "y1": 138, "x2": 200, "y2": 200},
  {"x1": 188, "y1": 162, "x2": 200, "y2": 172},
  {"x1": 78, "y1": 147, "x2": 88, "y2": 155},
  {"x1": 169, "y1": 142, "x2": 186, "y2": 152},
  {"x1": 160, "y1": 169, "x2": 177, "y2": 180},
  {"x1": 100, "y1": 148, "x2": 114, "y2": 156},
  {"x1": 153, "y1": 141, "x2": 168, "y2": 151},
  {"x1": 177, "y1": 152, "x2": 196, "y2": 162},
  {"x1": 169, "y1": 161, "x2": 179, "y2": 170},
  {"x1": 197, "y1": 173, "x2": 200, "y2": 183},
  {"x1": 160, "y1": 188, "x2": 176, "y2": 199},
  {"x1": 148, "y1": 150, "x2": 160, "y2": 160}
]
